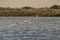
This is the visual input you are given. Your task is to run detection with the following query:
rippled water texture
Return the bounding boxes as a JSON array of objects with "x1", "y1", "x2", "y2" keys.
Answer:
[{"x1": 0, "y1": 17, "x2": 60, "y2": 40}]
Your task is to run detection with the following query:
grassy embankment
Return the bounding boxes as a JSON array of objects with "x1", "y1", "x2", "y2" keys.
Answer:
[{"x1": 0, "y1": 7, "x2": 60, "y2": 17}]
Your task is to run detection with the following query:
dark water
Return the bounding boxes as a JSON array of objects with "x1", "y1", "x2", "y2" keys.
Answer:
[{"x1": 0, "y1": 17, "x2": 60, "y2": 40}]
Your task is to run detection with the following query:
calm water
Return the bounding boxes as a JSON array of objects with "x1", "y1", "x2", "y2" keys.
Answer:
[{"x1": 0, "y1": 17, "x2": 60, "y2": 40}]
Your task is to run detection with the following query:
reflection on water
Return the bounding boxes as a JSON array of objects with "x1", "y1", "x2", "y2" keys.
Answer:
[{"x1": 0, "y1": 17, "x2": 60, "y2": 40}]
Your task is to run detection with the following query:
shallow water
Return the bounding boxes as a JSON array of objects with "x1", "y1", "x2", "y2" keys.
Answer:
[{"x1": 0, "y1": 17, "x2": 60, "y2": 40}]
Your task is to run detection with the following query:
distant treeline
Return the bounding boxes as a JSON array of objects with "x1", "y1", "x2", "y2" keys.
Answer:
[{"x1": 0, "y1": 4, "x2": 60, "y2": 17}]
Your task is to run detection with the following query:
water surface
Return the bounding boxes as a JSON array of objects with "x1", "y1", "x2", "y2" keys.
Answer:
[{"x1": 0, "y1": 17, "x2": 60, "y2": 40}]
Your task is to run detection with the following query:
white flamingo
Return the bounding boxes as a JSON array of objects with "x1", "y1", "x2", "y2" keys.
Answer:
[
  {"x1": 9, "y1": 23, "x2": 18, "y2": 30},
  {"x1": 24, "y1": 20, "x2": 31, "y2": 29}
]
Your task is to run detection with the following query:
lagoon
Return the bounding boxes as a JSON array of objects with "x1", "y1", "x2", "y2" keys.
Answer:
[{"x1": 0, "y1": 17, "x2": 60, "y2": 40}]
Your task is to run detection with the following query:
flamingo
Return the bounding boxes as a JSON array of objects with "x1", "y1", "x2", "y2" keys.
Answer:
[
  {"x1": 24, "y1": 20, "x2": 30, "y2": 29},
  {"x1": 9, "y1": 23, "x2": 18, "y2": 30}
]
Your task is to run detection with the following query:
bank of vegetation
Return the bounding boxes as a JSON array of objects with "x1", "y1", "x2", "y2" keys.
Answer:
[{"x1": 0, "y1": 5, "x2": 60, "y2": 17}]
